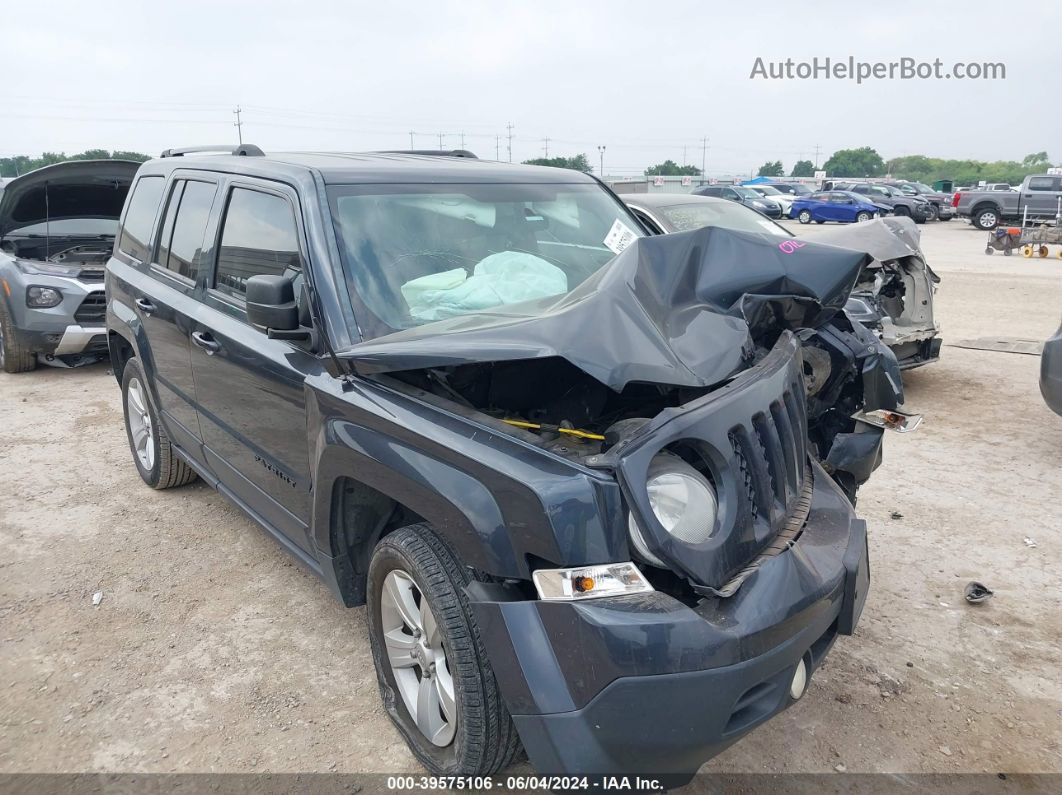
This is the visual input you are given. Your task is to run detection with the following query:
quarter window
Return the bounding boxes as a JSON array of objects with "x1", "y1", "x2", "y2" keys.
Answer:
[
  {"x1": 118, "y1": 176, "x2": 165, "y2": 261},
  {"x1": 214, "y1": 188, "x2": 301, "y2": 299}
]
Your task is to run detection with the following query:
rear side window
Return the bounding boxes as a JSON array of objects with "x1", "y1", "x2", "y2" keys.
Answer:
[
  {"x1": 214, "y1": 188, "x2": 301, "y2": 299},
  {"x1": 1027, "y1": 177, "x2": 1058, "y2": 191},
  {"x1": 155, "y1": 180, "x2": 216, "y2": 281},
  {"x1": 118, "y1": 176, "x2": 165, "y2": 261}
]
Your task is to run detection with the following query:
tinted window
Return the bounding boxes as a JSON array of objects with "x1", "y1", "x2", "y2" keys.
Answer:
[
  {"x1": 118, "y1": 176, "x2": 165, "y2": 261},
  {"x1": 1028, "y1": 177, "x2": 1057, "y2": 191},
  {"x1": 157, "y1": 180, "x2": 215, "y2": 281},
  {"x1": 811, "y1": 192, "x2": 830, "y2": 201},
  {"x1": 215, "y1": 188, "x2": 301, "y2": 299}
]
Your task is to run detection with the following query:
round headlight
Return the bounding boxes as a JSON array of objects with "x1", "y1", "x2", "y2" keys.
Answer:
[{"x1": 628, "y1": 453, "x2": 718, "y2": 566}]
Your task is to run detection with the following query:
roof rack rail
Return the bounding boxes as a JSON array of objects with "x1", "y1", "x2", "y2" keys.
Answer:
[
  {"x1": 376, "y1": 149, "x2": 478, "y2": 159},
  {"x1": 160, "y1": 144, "x2": 265, "y2": 158}
]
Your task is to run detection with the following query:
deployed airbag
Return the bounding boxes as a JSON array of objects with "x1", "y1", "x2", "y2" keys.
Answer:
[{"x1": 400, "y1": 252, "x2": 568, "y2": 321}]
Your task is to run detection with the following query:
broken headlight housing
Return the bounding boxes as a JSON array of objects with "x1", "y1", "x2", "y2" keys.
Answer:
[{"x1": 628, "y1": 453, "x2": 718, "y2": 568}]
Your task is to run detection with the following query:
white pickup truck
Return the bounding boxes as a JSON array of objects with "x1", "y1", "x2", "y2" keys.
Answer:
[{"x1": 953, "y1": 174, "x2": 1062, "y2": 230}]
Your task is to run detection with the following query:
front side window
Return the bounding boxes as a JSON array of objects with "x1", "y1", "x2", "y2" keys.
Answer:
[
  {"x1": 118, "y1": 176, "x2": 165, "y2": 261},
  {"x1": 155, "y1": 179, "x2": 216, "y2": 281},
  {"x1": 326, "y1": 182, "x2": 643, "y2": 339},
  {"x1": 215, "y1": 188, "x2": 301, "y2": 299}
]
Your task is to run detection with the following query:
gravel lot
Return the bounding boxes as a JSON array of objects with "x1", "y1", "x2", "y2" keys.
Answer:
[{"x1": 1, "y1": 219, "x2": 1060, "y2": 780}]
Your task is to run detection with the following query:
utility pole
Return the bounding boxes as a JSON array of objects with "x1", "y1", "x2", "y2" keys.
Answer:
[
  {"x1": 495, "y1": 135, "x2": 500, "y2": 160},
  {"x1": 460, "y1": 131, "x2": 465, "y2": 149},
  {"x1": 597, "y1": 145, "x2": 606, "y2": 178},
  {"x1": 438, "y1": 132, "x2": 445, "y2": 149},
  {"x1": 506, "y1": 122, "x2": 514, "y2": 163},
  {"x1": 813, "y1": 143, "x2": 822, "y2": 169},
  {"x1": 233, "y1": 105, "x2": 244, "y2": 145},
  {"x1": 682, "y1": 144, "x2": 687, "y2": 166},
  {"x1": 701, "y1": 136, "x2": 709, "y2": 180},
  {"x1": 409, "y1": 131, "x2": 415, "y2": 148},
  {"x1": 543, "y1": 136, "x2": 550, "y2": 158}
]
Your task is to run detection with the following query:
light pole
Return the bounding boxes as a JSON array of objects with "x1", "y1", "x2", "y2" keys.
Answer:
[{"x1": 597, "y1": 145, "x2": 606, "y2": 178}]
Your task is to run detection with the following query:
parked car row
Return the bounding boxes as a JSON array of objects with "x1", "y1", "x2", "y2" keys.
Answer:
[{"x1": 691, "y1": 179, "x2": 956, "y2": 226}]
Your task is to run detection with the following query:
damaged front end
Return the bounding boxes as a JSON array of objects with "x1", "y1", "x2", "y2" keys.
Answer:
[
  {"x1": 815, "y1": 216, "x2": 942, "y2": 370},
  {"x1": 344, "y1": 225, "x2": 903, "y2": 594}
]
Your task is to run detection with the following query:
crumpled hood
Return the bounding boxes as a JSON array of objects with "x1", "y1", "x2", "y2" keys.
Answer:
[
  {"x1": 0, "y1": 159, "x2": 140, "y2": 237},
  {"x1": 342, "y1": 225, "x2": 871, "y2": 391},
  {"x1": 807, "y1": 215, "x2": 940, "y2": 281}
]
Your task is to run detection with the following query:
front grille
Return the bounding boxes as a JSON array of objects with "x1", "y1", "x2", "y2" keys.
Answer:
[
  {"x1": 77, "y1": 268, "x2": 105, "y2": 282},
  {"x1": 74, "y1": 292, "x2": 106, "y2": 324},
  {"x1": 728, "y1": 384, "x2": 808, "y2": 524}
]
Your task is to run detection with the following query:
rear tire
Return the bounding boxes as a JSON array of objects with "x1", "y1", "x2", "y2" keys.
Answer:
[
  {"x1": 973, "y1": 207, "x2": 1000, "y2": 230},
  {"x1": 367, "y1": 524, "x2": 522, "y2": 776},
  {"x1": 121, "y1": 358, "x2": 197, "y2": 489},
  {"x1": 0, "y1": 300, "x2": 37, "y2": 373}
]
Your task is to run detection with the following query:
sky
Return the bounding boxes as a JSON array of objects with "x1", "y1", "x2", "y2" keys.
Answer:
[{"x1": 2, "y1": 0, "x2": 1058, "y2": 177}]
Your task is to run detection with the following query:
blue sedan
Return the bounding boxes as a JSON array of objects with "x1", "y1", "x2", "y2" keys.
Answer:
[{"x1": 791, "y1": 190, "x2": 889, "y2": 224}]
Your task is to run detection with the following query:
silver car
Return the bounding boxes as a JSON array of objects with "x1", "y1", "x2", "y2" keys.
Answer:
[
  {"x1": 624, "y1": 192, "x2": 942, "y2": 369},
  {"x1": 0, "y1": 160, "x2": 139, "y2": 372}
]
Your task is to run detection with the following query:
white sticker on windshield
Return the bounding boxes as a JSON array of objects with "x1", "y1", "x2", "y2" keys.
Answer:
[{"x1": 603, "y1": 219, "x2": 638, "y2": 254}]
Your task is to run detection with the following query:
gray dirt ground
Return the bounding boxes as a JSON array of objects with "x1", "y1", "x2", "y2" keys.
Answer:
[{"x1": 1, "y1": 219, "x2": 1060, "y2": 779}]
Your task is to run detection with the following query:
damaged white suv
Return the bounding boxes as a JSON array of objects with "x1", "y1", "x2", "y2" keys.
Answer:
[{"x1": 0, "y1": 159, "x2": 139, "y2": 372}]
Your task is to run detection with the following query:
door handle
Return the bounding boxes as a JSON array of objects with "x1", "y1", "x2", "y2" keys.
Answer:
[
  {"x1": 191, "y1": 331, "x2": 221, "y2": 355},
  {"x1": 134, "y1": 298, "x2": 156, "y2": 314}
]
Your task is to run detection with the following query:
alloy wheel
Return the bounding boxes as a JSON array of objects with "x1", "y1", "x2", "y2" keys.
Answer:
[
  {"x1": 380, "y1": 569, "x2": 457, "y2": 747},
  {"x1": 126, "y1": 377, "x2": 156, "y2": 471}
]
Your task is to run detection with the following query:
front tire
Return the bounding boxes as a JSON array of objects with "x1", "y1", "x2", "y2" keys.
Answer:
[
  {"x1": 0, "y1": 300, "x2": 37, "y2": 373},
  {"x1": 121, "y1": 358, "x2": 197, "y2": 489},
  {"x1": 797, "y1": 209, "x2": 812, "y2": 224},
  {"x1": 856, "y1": 211, "x2": 872, "y2": 222},
  {"x1": 368, "y1": 524, "x2": 521, "y2": 776}
]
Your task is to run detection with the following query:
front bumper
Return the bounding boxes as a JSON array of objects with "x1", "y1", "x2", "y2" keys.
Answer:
[
  {"x1": 1040, "y1": 326, "x2": 1062, "y2": 416},
  {"x1": 936, "y1": 204, "x2": 956, "y2": 218},
  {"x1": 0, "y1": 266, "x2": 106, "y2": 357},
  {"x1": 469, "y1": 463, "x2": 869, "y2": 781}
]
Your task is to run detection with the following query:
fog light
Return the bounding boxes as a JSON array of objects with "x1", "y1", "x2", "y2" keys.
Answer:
[
  {"x1": 27, "y1": 286, "x2": 62, "y2": 308},
  {"x1": 790, "y1": 659, "x2": 808, "y2": 700}
]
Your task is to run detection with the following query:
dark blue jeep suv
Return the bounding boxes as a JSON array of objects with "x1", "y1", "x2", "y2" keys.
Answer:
[{"x1": 105, "y1": 145, "x2": 901, "y2": 783}]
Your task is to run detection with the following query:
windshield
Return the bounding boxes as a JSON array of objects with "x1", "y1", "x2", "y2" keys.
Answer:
[
  {"x1": 659, "y1": 201, "x2": 792, "y2": 237},
  {"x1": 733, "y1": 187, "x2": 762, "y2": 200},
  {"x1": 911, "y1": 182, "x2": 935, "y2": 193},
  {"x1": 753, "y1": 185, "x2": 784, "y2": 196},
  {"x1": 327, "y1": 183, "x2": 644, "y2": 339}
]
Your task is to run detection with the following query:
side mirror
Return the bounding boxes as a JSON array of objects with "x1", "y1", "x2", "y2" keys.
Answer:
[{"x1": 246, "y1": 274, "x2": 299, "y2": 331}]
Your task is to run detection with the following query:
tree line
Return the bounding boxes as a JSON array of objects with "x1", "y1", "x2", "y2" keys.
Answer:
[{"x1": 1, "y1": 149, "x2": 150, "y2": 178}]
